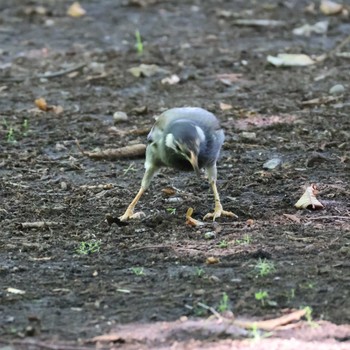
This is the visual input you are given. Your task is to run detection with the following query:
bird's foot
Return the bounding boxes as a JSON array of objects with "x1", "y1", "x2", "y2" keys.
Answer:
[
  {"x1": 203, "y1": 206, "x2": 238, "y2": 221},
  {"x1": 119, "y1": 210, "x2": 146, "y2": 222}
]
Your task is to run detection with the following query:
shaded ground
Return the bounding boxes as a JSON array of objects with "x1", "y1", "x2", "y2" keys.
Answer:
[{"x1": 0, "y1": 0, "x2": 350, "y2": 348}]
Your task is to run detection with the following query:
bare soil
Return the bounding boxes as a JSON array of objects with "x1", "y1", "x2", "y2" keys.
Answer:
[{"x1": 0, "y1": 0, "x2": 350, "y2": 349}]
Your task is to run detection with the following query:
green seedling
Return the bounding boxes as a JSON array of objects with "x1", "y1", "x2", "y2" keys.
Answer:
[
  {"x1": 7, "y1": 127, "x2": 16, "y2": 143},
  {"x1": 135, "y1": 29, "x2": 144, "y2": 55},
  {"x1": 235, "y1": 234, "x2": 251, "y2": 245},
  {"x1": 304, "y1": 306, "x2": 318, "y2": 327},
  {"x1": 218, "y1": 292, "x2": 229, "y2": 313},
  {"x1": 254, "y1": 258, "x2": 276, "y2": 277},
  {"x1": 130, "y1": 267, "x2": 144, "y2": 276},
  {"x1": 76, "y1": 240, "x2": 101, "y2": 255},
  {"x1": 255, "y1": 290, "x2": 268, "y2": 306},
  {"x1": 300, "y1": 282, "x2": 315, "y2": 290},
  {"x1": 249, "y1": 323, "x2": 273, "y2": 342},
  {"x1": 287, "y1": 288, "x2": 296, "y2": 302},
  {"x1": 22, "y1": 119, "x2": 29, "y2": 136},
  {"x1": 217, "y1": 239, "x2": 228, "y2": 248},
  {"x1": 123, "y1": 163, "x2": 137, "y2": 175},
  {"x1": 195, "y1": 267, "x2": 204, "y2": 277},
  {"x1": 166, "y1": 207, "x2": 176, "y2": 215}
]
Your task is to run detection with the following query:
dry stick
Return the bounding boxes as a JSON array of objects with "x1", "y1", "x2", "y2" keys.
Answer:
[
  {"x1": 0, "y1": 63, "x2": 87, "y2": 82},
  {"x1": 19, "y1": 221, "x2": 60, "y2": 229},
  {"x1": 200, "y1": 301, "x2": 307, "y2": 332},
  {"x1": 307, "y1": 216, "x2": 350, "y2": 220},
  {"x1": 76, "y1": 139, "x2": 146, "y2": 160},
  {"x1": 329, "y1": 33, "x2": 350, "y2": 57},
  {"x1": 0, "y1": 339, "x2": 102, "y2": 350}
]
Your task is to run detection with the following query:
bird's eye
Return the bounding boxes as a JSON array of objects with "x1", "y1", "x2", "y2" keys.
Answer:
[{"x1": 175, "y1": 144, "x2": 181, "y2": 152}]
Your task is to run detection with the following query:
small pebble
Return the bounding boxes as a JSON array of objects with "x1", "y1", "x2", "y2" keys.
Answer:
[
  {"x1": 263, "y1": 158, "x2": 282, "y2": 170},
  {"x1": 329, "y1": 84, "x2": 345, "y2": 95},
  {"x1": 113, "y1": 111, "x2": 128, "y2": 123},
  {"x1": 241, "y1": 131, "x2": 256, "y2": 140},
  {"x1": 204, "y1": 231, "x2": 216, "y2": 240}
]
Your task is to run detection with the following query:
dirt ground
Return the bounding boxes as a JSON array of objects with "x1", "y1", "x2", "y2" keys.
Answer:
[{"x1": 1, "y1": 0, "x2": 350, "y2": 349}]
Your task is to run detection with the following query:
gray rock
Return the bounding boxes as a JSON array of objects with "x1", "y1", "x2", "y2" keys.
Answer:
[
  {"x1": 113, "y1": 111, "x2": 128, "y2": 123},
  {"x1": 263, "y1": 158, "x2": 282, "y2": 170},
  {"x1": 329, "y1": 84, "x2": 345, "y2": 96}
]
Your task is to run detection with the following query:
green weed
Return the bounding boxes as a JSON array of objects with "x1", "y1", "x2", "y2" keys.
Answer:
[
  {"x1": 76, "y1": 240, "x2": 101, "y2": 255},
  {"x1": 218, "y1": 292, "x2": 229, "y2": 313},
  {"x1": 135, "y1": 29, "x2": 144, "y2": 55},
  {"x1": 130, "y1": 267, "x2": 144, "y2": 276},
  {"x1": 217, "y1": 240, "x2": 228, "y2": 248},
  {"x1": 254, "y1": 258, "x2": 275, "y2": 277}
]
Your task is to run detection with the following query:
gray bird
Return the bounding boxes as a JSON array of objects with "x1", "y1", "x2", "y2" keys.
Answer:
[{"x1": 119, "y1": 107, "x2": 237, "y2": 221}]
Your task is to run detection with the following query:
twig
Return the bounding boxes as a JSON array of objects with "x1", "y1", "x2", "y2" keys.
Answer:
[
  {"x1": 18, "y1": 221, "x2": 60, "y2": 229},
  {"x1": 76, "y1": 140, "x2": 146, "y2": 160},
  {"x1": 197, "y1": 302, "x2": 223, "y2": 321},
  {"x1": 307, "y1": 216, "x2": 349, "y2": 220},
  {"x1": 0, "y1": 339, "x2": 98, "y2": 350},
  {"x1": 0, "y1": 63, "x2": 87, "y2": 82},
  {"x1": 329, "y1": 34, "x2": 350, "y2": 57}
]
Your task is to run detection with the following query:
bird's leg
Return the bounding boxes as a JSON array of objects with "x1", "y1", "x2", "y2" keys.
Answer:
[
  {"x1": 203, "y1": 165, "x2": 237, "y2": 221},
  {"x1": 119, "y1": 186, "x2": 146, "y2": 221},
  {"x1": 119, "y1": 164, "x2": 158, "y2": 221}
]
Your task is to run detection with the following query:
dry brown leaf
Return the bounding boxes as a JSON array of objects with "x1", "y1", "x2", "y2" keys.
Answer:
[
  {"x1": 35, "y1": 97, "x2": 49, "y2": 111},
  {"x1": 219, "y1": 102, "x2": 233, "y2": 111},
  {"x1": 67, "y1": 2, "x2": 86, "y2": 17},
  {"x1": 233, "y1": 114, "x2": 297, "y2": 131},
  {"x1": 35, "y1": 98, "x2": 64, "y2": 114},
  {"x1": 161, "y1": 187, "x2": 176, "y2": 196},
  {"x1": 185, "y1": 207, "x2": 204, "y2": 227},
  {"x1": 246, "y1": 219, "x2": 255, "y2": 226},
  {"x1": 206, "y1": 256, "x2": 220, "y2": 264},
  {"x1": 295, "y1": 184, "x2": 325, "y2": 210},
  {"x1": 283, "y1": 213, "x2": 301, "y2": 223},
  {"x1": 320, "y1": 0, "x2": 343, "y2": 15},
  {"x1": 216, "y1": 73, "x2": 244, "y2": 86}
]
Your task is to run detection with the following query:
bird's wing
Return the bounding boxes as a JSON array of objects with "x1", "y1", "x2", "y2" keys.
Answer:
[{"x1": 159, "y1": 107, "x2": 221, "y2": 131}]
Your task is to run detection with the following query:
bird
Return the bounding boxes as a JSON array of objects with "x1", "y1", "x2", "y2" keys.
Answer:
[{"x1": 119, "y1": 107, "x2": 237, "y2": 222}]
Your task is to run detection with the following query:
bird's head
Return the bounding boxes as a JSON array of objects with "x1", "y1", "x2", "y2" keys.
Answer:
[{"x1": 164, "y1": 122, "x2": 205, "y2": 176}]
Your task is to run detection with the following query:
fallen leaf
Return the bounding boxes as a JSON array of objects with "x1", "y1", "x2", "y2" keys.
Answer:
[
  {"x1": 267, "y1": 54, "x2": 315, "y2": 67},
  {"x1": 295, "y1": 184, "x2": 325, "y2": 210},
  {"x1": 128, "y1": 64, "x2": 169, "y2": 78},
  {"x1": 219, "y1": 102, "x2": 233, "y2": 111},
  {"x1": 283, "y1": 214, "x2": 301, "y2": 223},
  {"x1": 161, "y1": 74, "x2": 180, "y2": 85},
  {"x1": 216, "y1": 73, "x2": 244, "y2": 85},
  {"x1": 232, "y1": 19, "x2": 285, "y2": 27},
  {"x1": 301, "y1": 95, "x2": 340, "y2": 106},
  {"x1": 161, "y1": 187, "x2": 177, "y2": 196},
  {"x1": 320, "y1": 0, "x2": 343, "y2": 15},
  {"x1": 246, "y1": 219, "x2": 255, "y2": 226},
  {"x1": 233, "y1": 114, "x2": 298, "y2": 131},
  {"x1": 35, "y1": 97, "x2": 49, "y2": 111},
  {"x1": 292, "y1": 21, "x2": 329, "y2": 36},
  {"x1": 67, "y1": 2, "x2": 86, "y2": 17},
  {"x1": 34, "y1": 98, "x2": 64, "y2": 114},
  {"x1": 206, "y1": 256, "x2": 220, "y2": 264},
  {"x1": 186, "y1": 207, "x2": 204, "y2": 227},
  {"x1": 7, "y1": 287, "x2": 26, "y2": 295}
]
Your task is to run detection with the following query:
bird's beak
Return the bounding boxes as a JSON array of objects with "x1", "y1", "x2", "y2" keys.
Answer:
[{"x1": 190, "y1": 151, "x2": 201, "y2": 177}]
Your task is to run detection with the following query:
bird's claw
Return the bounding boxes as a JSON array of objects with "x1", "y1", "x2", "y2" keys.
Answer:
[
  {"x1": 119, "y1": 210, "x2": 146, "y2": 222},
  {"x1": 203, "y1": 209, "x2": 238, "y2": 221}
]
